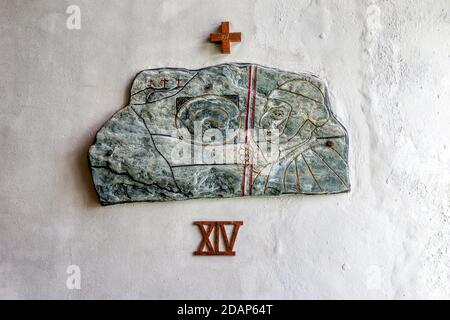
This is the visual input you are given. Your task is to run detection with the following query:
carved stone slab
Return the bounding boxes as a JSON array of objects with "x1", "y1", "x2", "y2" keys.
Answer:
[{"x1": 89, "y1": 64, "x2": 350, "y2": 205}]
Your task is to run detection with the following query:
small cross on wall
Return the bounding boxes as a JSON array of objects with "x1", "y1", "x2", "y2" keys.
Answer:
[{"x1": 210, "y1": 21, "x2": 241, "y2": 54}]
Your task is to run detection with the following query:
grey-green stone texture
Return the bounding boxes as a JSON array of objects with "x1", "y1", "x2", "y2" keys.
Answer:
[{"x1": 89, "y1": 64, "x2": 350, "y2": 205}]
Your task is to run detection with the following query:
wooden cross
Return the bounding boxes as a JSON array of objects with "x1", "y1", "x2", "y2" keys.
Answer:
[{"x1": 210, "y1": 21, "x2": 241, "y2": 54}]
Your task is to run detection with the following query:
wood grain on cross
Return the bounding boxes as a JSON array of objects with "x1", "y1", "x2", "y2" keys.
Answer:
[{"x1": 210, "y1": 22, "x2": 241, "y2": 54}]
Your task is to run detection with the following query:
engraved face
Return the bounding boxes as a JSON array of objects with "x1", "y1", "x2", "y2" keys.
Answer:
[
  {"x1": 260, "y1": 79, "x2": 328, "y2": 144},
  {"x1": 89, "y1": 64, "x2": 350, "y2": 205},
  {"x1": 259, "y1": 102, "x2": 291, "y2": 142}
]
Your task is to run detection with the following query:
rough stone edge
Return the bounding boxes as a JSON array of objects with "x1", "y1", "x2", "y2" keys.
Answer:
[{"x1": 87, "y1": 63, "x2": 351, "y2": 206}]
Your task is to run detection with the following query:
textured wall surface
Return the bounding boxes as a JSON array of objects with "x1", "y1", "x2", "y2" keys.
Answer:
[{"x1": 1, "y1": 0, "x2": 449, "y2": 299}]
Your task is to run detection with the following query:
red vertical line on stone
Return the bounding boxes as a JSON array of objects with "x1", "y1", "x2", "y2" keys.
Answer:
[
  {"x1": 248, "y1": 66, "x2": 258, "y2": 195},
  {"x1": 241, "y1": 66, "x2": 252, "y2": 196}
]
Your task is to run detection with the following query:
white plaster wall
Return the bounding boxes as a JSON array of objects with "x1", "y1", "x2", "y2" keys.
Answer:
[{"x1": 1, "y1": 0, "x2": 449, "y2": 299}]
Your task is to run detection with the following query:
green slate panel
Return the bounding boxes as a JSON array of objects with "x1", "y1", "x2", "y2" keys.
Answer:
[{"x1": 89, "y1": 64, "x2": 350, "y2": 205}]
